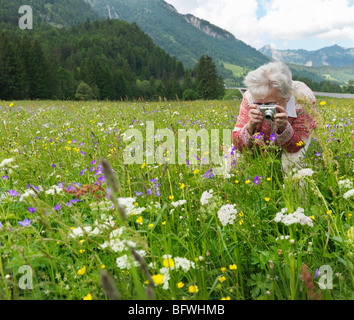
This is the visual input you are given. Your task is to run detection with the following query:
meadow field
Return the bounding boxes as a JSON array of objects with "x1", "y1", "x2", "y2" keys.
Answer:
[{"x1": 0, "y1": 97, "x2": 353, "y2": 300}]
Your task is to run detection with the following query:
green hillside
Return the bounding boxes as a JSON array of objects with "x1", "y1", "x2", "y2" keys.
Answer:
[
  {"x1": 0, "y1": 0, "x2": 101, "y2": 31},
  {"x1": 85, "y1": 0, "x2": 270, "y2": 71}
]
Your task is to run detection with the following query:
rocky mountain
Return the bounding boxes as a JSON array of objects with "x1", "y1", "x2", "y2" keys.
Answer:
[
  {"x1": 84, "y1": 0, "x2": 270, "y2": 72},
  {"x1": 259, "y1": 44, "x2": 354, "y2": 67}
]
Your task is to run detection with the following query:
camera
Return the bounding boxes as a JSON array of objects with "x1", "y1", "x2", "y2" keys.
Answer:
[{"x1": 259, "y1": 105, "x2": 277, "y2": 120}]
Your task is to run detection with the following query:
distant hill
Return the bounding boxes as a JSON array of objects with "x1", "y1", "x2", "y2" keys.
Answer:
[
  {"x1": 0, "y1": 0, "x2": 101, "y2": 31},
  {"x1": 259, "y1": 44, "x2": 354, "y2": 67},
  {"x1": 84, "y1": 0, "x2": 270, "y2": 80}
]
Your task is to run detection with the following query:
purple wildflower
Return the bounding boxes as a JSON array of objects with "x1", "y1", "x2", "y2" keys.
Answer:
[
  {"x1": 8, "y1": 190, "x2": 19, "y2": 197},
  {"x1": 18, "y1": 218, "x2": 32, "y2": 227},
  {"x1": 270, "y1": 132, "x2": 277, "y2": 141},
  {"x1": 253, "y1": 175, "x2": 260, "y2": 185},
  {"x1": 204, "y1": 169, "x2": 214, "y2": 179},
  {"x1": 54, "y1": 204, "x2": 61, "y2": 211},
  {"x1": 28, "y1": 207, "x2": 36, "y2": 214},
  {"x1": 313, "y1": 268, "x2": 319, "y2": 279}
]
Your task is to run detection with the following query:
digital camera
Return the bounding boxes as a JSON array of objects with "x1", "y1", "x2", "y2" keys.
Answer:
[{"x1": 259, "y1": 105, "x2": 277, "y2": 120}]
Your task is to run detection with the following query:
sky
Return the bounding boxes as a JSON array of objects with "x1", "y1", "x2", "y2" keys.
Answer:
[{"x1": 164, "y1": 0, "x2": 354, "y2": 51}]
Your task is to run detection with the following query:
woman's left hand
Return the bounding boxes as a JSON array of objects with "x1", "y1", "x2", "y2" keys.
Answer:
[{"x1": 274, "y1": 105, "x2": 288, "y2": 133}]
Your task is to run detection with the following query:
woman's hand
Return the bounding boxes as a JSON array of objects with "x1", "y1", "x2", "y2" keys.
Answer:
[
  {"x1": 274, "y1": 105, "x2": 288, "y2": 133},
  {"x1": 247, "y1": 104, "x2": 264, "y2": 134}
]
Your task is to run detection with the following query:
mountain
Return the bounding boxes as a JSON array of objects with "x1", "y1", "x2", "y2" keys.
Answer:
[
  {"x1": 0, "y1": 0, "x2": 101, "y2": 31},
  {"x1": 84, "y1": 0, "x2": 270, "y2": 75},
  {"x1": 259, "y1": 44, "x2": 354, "y2": 67}
]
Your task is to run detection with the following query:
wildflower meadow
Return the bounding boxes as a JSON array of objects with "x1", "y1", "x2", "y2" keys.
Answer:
[{"x1": 0, "y1": 97, "x2": 353, "y2": 300}]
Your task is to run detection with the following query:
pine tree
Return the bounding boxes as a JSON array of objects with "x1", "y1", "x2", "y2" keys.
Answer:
[{"x1": 195, "y1": 55, "x2": 224, "y2": 100}]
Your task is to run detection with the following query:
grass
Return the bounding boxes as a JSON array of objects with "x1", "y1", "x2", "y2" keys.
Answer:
[{"x1": 0, "y1": 98, "x2": 353, "y2": 300}]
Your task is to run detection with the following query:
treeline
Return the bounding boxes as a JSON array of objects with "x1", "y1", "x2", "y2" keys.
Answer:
[
  {"x1": 0, "y1": 19, "x2": 224, "y2": 101},
  {"x1": 293, "y1": 76, "x2": 354, "y2": 94}
]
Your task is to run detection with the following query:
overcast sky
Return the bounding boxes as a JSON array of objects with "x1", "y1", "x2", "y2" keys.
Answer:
[{"x1": 165, "y1": 0, "x2": 354, "y2": 51}]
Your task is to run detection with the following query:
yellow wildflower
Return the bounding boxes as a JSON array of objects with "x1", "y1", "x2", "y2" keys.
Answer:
[
  {"x1": 264, "y1": 197, "x2": 270, "y2": 202},
  {"x1": 77, "y1": 266, "x2": 86, "y2": 275},
  {"x1": 136, "y1": 216, "x2": 143, "y2": 224},
  {"x1": 229, "y1": 264, "x2": 237, "y2": 270},
  {"x1": 152, "y1": 274, "x2": 164, "y2": 286},
  {"x1": 177, "y1": 282, "x2": 184, "y2": 288},
  {"x1": 163, "y1": 258, "x2": 175, "y2": 268},
  {"x1": 188, "y1": 285, "x2": 199, "y2": 293},
  {"x1": 218, "y1": 276, "x2": 226, "y2": 283},
  {"x1": 83, "y1": 293, "x2": 92, "y2": 300}
]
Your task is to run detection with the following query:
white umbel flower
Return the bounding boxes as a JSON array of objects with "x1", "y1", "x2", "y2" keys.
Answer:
[
  {"x1": 217, "y1": 204, "x2": 238, "y2": 226},
  {"x1": 292, "y1": 168, "x2": 315, "y2": 180},
  {"x1": 343, "y1": 189, "x2": 354, "y2": 199},
  {"x1": 0, "y1": 158, "x2": 14, "y2": 168},
  {"x1": 274, "y1": 207, "x2": 313, "y2": 227},
  {"x1": 200, "y1": 189, "x2": 213, "y2": 205}
]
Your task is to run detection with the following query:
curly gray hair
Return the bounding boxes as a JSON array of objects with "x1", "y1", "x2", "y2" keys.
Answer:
[{"x1": 243, "y1": 61, "x2": 293, "y2": 100}]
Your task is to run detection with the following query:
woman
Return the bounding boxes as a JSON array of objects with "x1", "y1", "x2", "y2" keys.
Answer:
[{"x1": 232, "y1": 61, "x2": 317, "y2": 174}]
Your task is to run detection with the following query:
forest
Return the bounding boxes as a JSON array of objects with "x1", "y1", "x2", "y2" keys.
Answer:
[{"x1": 0, "y1": 18, "x2": 225, "y2": 101}]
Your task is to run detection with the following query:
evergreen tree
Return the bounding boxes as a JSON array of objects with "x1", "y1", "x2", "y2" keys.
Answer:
[{"x1": 195, "y1": 55, "x2": 224, "y2": 100}]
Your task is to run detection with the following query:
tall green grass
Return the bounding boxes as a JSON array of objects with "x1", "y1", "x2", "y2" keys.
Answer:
[{"x1": 0, "y1": 98, "x2": 353, "y2": 300}]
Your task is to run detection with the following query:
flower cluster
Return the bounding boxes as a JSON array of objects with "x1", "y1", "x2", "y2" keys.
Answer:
[
  {"x1": 338, "y1": 179, "x2": 353, "y2": 190},
  {"x1": 200, "y1": 189, "x2": 213, "y2": 206},
  {"x1": 343, "y1": 189, "x2": 354, "y2": 199},
  {"x1": 274, "y1": 207, "x2": 313, "y2": 227},
  {"x1": 292, "y1": 168, "x2": 315, "y2": 180},
  {"x1": 217, "y1": 204, "x2": 238, "y2": 226}
]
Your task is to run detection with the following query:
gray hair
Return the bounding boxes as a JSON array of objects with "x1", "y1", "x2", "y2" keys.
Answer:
[{"x1": 243, "y1": 61, "x2": 293, "y2": 100}]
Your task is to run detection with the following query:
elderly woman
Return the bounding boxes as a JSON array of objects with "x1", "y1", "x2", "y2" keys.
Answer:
[{"x1": 232, "y1": 61, "x2": 317, "y2": 174}]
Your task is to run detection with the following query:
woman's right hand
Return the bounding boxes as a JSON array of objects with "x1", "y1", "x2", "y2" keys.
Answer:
[{"x1": 247, "y1": 104, "x2": 264, "y2": 134}]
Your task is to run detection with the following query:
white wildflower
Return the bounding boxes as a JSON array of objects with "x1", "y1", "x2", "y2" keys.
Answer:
[
  {"x1": 292, "y1": 168, "x2": 315, "y2": 180},
  {"x1": 117, "y1": 197, "x2": 146, "y2": 215},
  {"x1": 69, "y1": 226, "x2": 93, "y2": 238},
  {"x1": 116, "y1": 250, "x2": 146, "y2": 269},
  {"x1": 343, "y1": 189, "x2": 354, "y2": 199},
  {"x1": 0, "y1": 158, "x2": 14, "y2": 168},
  {"x1": 173, "y1": 257, "x2": 195, "y2": 272},
  {"x1": 274, "y1": 207, "x2": 313, "y2": 227},
  {"x1": 171, "y1": 199, "x2": 186, "y2": 208},
  {"x1": 45, "y1": 185, "x2": 63, "y2": 195},
  {"x1": 217, "y1": 204, "x2": 238, "y2": 226},
  {"x1": 200, "y1": 189, "x2": 213, "y2": 205},
  {"x1": 338, "y1": 179, "x2": 353, "y2": 190},
  {"x1": 159, "y1": 267, "x2": 171, "y2": 290}
]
